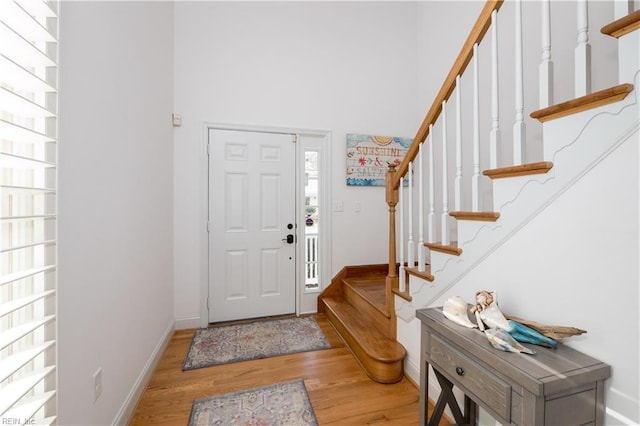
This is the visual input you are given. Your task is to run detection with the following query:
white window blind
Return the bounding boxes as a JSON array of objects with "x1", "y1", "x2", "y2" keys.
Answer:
[{"x1": 1, "y1": 0, "x2": 58, "y2": 424}]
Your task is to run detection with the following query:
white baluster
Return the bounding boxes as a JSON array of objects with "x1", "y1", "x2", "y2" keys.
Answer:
[
  {"x1": 455, "y1": 75, "x2": 463, "y2": 212},
  {"x1": 407, "y1": 162, "x2": 415, "y2": 268},
  {"x1": 539, "y1": 0, "x2": 553, "y2": 108},
  {"x1": 472, "y1": 44, "x2": 480, "y2": 212},
  {"x1": 418, "y1": 143, "x2": 426, "y2": 272},
  {"x1": 490, "y1": 10, "x2": 501, "y2": 170},
  {"x1": 441, "y1": 101, "x2": 450, "y2": 245},
  {"x1": 427, "y1": 125, "x2": 436, "y2": 244},
  {"x1": 513, "y1": 0, "x2": 525, "y2": 165},
  {"x1": 575, "y1": 0, "x2": 591, "y2": 97},
  {"x1": 399, "y1": 176, "x2": 405, "y2": 293}
]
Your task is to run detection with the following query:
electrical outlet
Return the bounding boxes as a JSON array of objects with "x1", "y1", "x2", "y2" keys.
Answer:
[{"x1": 93, "y1": 368, "x2": 103, "y2": 402}]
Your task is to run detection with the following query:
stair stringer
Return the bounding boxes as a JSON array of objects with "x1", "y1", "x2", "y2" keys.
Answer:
[{"x1": 396, "y1": 74, "x2": 639, "y2": 323}]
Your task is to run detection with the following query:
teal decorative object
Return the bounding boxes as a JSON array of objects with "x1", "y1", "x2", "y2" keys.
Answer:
[{"x1": 508, "y1": 320, "x2": 558, "y2": 349}]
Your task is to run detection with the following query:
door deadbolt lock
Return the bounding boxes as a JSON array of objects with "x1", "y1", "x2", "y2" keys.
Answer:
[{"x1": 282, "y1": 234, "x2": 294, "y2": 244}]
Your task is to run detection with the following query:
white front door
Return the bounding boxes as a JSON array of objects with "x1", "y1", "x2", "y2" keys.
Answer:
[{"x1": 208, "y1": 129, "x2": 296, "y2": 322}]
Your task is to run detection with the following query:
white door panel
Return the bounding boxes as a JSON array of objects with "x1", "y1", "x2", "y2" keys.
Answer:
[{"x1": 209, "y1": 129, "x2": 296, "y2": 322}]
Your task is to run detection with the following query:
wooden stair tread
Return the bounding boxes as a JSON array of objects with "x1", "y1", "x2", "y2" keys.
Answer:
[
  {"x1": 483, "y1": 161, "x2": 553, "y2": 179},
  {"x1": 317, "y1": 264, "x2": 391, "y2": 308},
  {"x1": 392, "y1": 287, "x2": 413, "y2": 302},
  {"x1": 344, "y1": 272, "x2": 388, "y2": 281},
  {"x1": 405, "y1": 265, "x2": 434, "y2": 282},
  {"x1": 343, "y1": 264, "x2": 389, "y2": 277},
  {"x1": 425, "y1": 241, "x2": 462, "y2": 256},
  {"x1": 450, "y1": 211, "x2": 500, "y2": 221},
  {"x1": 601, "y1": 10, "x2": 640, "y2": 38},
  {"x1": 322, "y1": 296, "x2": 406, "y2": 362},
  {"x1": 530, "y1": 83, "x2": 634, "y2": 122},
  {"x1": 342, "y1": 276, "x2": 388, "y2": 317}
]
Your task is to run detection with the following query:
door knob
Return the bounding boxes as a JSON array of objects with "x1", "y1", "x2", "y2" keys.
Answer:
[{"x1": 282, "y1": 234, "x2": 294, "y2": 244}]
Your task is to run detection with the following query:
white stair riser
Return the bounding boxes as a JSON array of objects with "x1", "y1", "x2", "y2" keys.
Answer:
[
  {"x1": 618, "y1": 30, "x2": 640, "y2": 85},
  {"x1": 428, "y1": 250, "x2": 464, "y2": 275},
  {"x1": 456, "y1": 220, "x2": 500, "y2": 246},
  {"x1": 491, "y1": 173, "x2": 552, "y2": 213},
  {"x1": 541, "y1": 89, "x2": 638, "y2": 162}
]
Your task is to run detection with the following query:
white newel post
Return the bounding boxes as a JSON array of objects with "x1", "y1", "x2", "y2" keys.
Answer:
[
  {"x1": 399, "y1": 177, "x2": 405, "y2": 293},
  {"x1": 575, "y1": 0, "x2": 591, "y2": 97},
  {"x1": 540, "y1": 0, "x2": 553, "y2": 108},
  {"x1": 441, "y1": 101, "x2": 450, "y2": 245},
  {"x1": 455, "y1": 75, "x2": 463, "y2": 213},
  {"x1": 490, "y1": 10, "x2": 501, "y2": 170},
  {"x1": 418, "y1": 144, "x2": 426, "y2": 271},
  {"x1": 513, "y1": 0, "x2": 525, "y2": 165},
  {"x1": 407, "y1": 162, "x2": 415, "y2": 268},
  {"x1": 427, "y1": 126, "x2": 436, "y2": 244},
  {"x1": 472, "y1": 44, "x2": 480, "y2": 212}
]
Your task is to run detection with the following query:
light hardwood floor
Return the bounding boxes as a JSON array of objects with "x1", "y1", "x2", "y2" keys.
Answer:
[{"x1": 129, "y1": 314, "x2": 445, "y2": 425}]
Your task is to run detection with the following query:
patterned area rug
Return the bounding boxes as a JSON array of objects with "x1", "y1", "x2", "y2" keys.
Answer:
[
  {"x1": 188, "y1": 379, "x2": 318, "y2": 426},
  {"x1": 182, "y1": 316, "x2": 331, "y2": 370}
]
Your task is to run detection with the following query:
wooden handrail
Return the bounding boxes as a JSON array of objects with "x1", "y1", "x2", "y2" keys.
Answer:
[{"x1": 391, "y1": 0, "x2": 504, "y2": 189}]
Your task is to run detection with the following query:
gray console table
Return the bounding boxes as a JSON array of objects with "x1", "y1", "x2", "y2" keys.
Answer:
[{"x1": 417, "y1": 307, "x2": 611, "y2": 426}]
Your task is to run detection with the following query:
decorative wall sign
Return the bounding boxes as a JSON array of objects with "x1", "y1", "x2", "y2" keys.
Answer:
[{"x1": 346, "y1": 134, "x2": 412, "y2": 186}]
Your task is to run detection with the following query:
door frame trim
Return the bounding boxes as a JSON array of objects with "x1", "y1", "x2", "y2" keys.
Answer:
[{"x1": 200, "y1": 122, "x2": 332, "y2": 328}]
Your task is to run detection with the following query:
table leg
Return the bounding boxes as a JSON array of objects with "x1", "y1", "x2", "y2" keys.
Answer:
[{"x1": 427, "y1": 368, "x2": 476, "y2": 426}]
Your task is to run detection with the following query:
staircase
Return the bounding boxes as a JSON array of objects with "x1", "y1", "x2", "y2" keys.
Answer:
[
  {"x1": 319, "y1": 0, "x2": 640, "y2": 394},
  {"x1": 317, "y1": 264, "x2": 406, "y2": 383}
]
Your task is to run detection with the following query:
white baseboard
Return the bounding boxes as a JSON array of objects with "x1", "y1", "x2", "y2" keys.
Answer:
[
  {"x1": 112, "y1": 320, "x2": 175, "y2": 426},
  {"x1": 403, "y1": 357, "x2": 420, "y2": 386},
  {"x1": 175, "y1": 316, "x2": 202, "y2": 330}
]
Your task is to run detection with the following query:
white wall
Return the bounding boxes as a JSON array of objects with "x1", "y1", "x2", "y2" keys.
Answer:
[
  {"x1": 58, "y1": 2, "x2": 174, "y2": 424},
  {"x1": 172, "y1": 1, "x2": 422, "y2": 325},
  {"x1": 416, "y1": 1, "x2": 483, "y2": 111}
]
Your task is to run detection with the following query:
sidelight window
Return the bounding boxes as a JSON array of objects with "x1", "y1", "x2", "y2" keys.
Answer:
[{"x1": 304, "y1": 150, "x2": 320, "y2": 292}]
